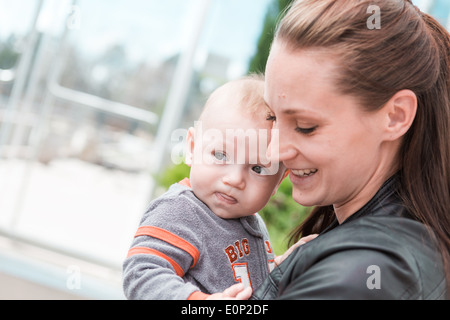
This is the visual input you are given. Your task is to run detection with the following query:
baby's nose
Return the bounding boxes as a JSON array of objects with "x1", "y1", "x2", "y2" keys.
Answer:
[{"x1": 222, "y1": 167, "x2": 246, "y2": 190}]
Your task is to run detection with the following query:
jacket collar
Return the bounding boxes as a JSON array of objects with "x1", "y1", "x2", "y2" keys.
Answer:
[{"x1": 322, "y1": 173, "x2": 408, "y2": 234}]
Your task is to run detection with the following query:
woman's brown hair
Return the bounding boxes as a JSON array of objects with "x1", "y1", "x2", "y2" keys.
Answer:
[{"x1": 277, "y1": 0, "x2": 450, "y2": 289}]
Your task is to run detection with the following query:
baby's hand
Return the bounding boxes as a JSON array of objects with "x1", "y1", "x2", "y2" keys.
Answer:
[
  {"x1": 274, "y1": 234, "x2": 318, "y2": 267},
  {"x1": 206, "y1": 283, "x2": 252, "y2": 300}
]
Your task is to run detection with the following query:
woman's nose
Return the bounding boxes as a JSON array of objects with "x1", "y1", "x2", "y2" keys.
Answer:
[
  {"x1": 267, "y1": 129, "x2": 297, "y2": 163},
  {"x1": 222, "y1": 167, "x2": 246, "y2": 190}
]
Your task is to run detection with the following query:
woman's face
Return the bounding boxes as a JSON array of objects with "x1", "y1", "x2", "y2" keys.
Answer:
[{"x1": 265, "y1": 40, "x2": 394, "y2": 222}]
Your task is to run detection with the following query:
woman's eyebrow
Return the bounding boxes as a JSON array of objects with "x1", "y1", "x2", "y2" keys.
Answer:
[{"x1": 281, "y1": 107, "x2": 322, "y2": 118}]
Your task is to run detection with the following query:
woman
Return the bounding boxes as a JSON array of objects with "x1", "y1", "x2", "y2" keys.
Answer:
[{"x1": 253, "y1": 0, "x2": 449, "y2": 299}]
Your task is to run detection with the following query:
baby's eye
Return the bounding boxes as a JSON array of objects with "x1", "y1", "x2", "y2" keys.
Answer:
[
  {"x1": 252, "y1": 165, "x2": 268, "y2": 175},
  {"x1": 214, "y1": 151, "x2": 227, "y2": 162}
]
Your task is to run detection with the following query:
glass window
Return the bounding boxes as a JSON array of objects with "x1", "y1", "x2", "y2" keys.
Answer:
[{"x1": 0, "y1": 0, "x2": 272, "y2": 293}]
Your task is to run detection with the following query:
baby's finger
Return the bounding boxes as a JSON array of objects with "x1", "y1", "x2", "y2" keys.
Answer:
[
  {"x1": 235, "y1": 286, "x2": 252, "y2": 300},
  {"x1": 223, "y1": 283, "x2": 245, "y2": 297}
]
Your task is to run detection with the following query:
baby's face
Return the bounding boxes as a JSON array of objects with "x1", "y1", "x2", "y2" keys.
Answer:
[{"x1": 187, "y1": 107, "x2": 285, "y2": 219}]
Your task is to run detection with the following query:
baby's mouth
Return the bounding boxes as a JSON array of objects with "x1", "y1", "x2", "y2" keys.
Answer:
[
  {"x1": 291, "y1": 168, "x2": 318, "y2": 177},
  {"x1": 215, "y1": 192, "x2": 238, "y2": 204}
]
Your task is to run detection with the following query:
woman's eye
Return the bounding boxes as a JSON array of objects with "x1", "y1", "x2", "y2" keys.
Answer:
[
  {"x1": 214, "y1": 151, "x2": 227, "y2": 161},
  {"x1": 266, "y1": 114, "x2": 276, "y2": 122},
  {"x1": 295, "y1": 125, "x2": 318, "y2": 135}
]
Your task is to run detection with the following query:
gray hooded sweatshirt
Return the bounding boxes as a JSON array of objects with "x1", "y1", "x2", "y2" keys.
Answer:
[{"x1": 123, "y1": 181, "x2": 275, "y2": 300}]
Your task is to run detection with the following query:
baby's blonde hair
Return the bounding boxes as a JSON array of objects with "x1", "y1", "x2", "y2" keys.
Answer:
[{"x1": 199, "y1": 74, "x2": 268, "y2": 121}]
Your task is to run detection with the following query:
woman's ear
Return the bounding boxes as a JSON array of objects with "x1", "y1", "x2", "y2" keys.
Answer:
[
  {"x1": 185, "y1": 127, "x2": 195, "y2": 167},
  {"x1": 383, "y1": 89, "x2": 417, "y2": 141}
]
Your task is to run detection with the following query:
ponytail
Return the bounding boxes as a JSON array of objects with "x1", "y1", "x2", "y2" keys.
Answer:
[{"x1": 399, "y1": 10, "x2": 450, "y2": 292}]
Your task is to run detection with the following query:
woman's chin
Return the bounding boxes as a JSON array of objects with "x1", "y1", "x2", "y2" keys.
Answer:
[{"x1": 291, "y1": 189, "x2": 317, "y2": 208}]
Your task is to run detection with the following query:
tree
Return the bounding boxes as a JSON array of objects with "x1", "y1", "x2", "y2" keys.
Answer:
[
  {"x1": 248, "y1": 0, "x2": 294, "y2": 74},
  {"x1": 0, "y1": 35, "x2": 20, "y2": 69},
  {"x1": 248, "y1": 0, "x2": 309, "y2": 254}
]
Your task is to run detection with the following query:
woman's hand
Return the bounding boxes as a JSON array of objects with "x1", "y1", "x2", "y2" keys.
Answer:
[
  {"x1": 206, "y1": 283, "x2": 252, "y2": 300},
  {"x1": 274, "y1": 234, "x2": 318, "y2": 267}
]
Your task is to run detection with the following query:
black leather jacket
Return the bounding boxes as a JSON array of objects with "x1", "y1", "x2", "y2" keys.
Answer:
[{"x1": 252, "y1": 175, "x2": 447, "y2": 299}]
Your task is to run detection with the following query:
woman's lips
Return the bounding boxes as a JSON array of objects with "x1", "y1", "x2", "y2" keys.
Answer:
[
  {"x1": 290, "y1": 168, "x2": 318, "y2": 177},
  {"x1": 215, "y1": 192, "x2": 238, "y2": 204},
  {"x1": 289, "y1": 168, "x2": 318, "y2": 186}
]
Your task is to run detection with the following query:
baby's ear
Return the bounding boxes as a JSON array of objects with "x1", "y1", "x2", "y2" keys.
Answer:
[
  {"x1": 185, "y1": 127, "x2": 195, "y2": 167},
  {"x1": 271, "y1": 169, "x2": 289, "y2": 196},
  {"x1": 282, "y1": 169, "x2": 290, "y2": 180}
]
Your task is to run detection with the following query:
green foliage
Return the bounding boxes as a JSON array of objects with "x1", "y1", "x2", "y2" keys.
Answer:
[
  {"x1": 248, "y1": 3, "x2": 278, "y2": 74},
  {"x1": 259, "y1": 178, "x2": 311, "y2": 255},
  {"x1": 0, "y1": 46, "x2": 19, "y2": 69},
  {"x1": 156, "y1": 163, "x2": 311, "y2": 255},
  {"x1": 248, "y1": 0, "x2": 295, "y2": 74},
  {"x1": 155, "y1": 163, "x2": 191, "y2": 190}
]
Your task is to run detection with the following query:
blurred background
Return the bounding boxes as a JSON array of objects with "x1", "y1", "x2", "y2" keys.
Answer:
[{"x1": 0, "y1": 0, "x2": 447, "y2": 299}]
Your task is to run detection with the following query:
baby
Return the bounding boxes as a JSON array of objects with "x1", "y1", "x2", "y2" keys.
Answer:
[{"x1": 123, "y1": 75, "x2": 288, "y2": 300}]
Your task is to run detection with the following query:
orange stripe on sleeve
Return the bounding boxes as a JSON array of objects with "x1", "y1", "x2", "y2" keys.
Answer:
[
  {"x1": 178, "y1": 178, "x2": 191, "y2": 188},
  {"x1": 127, "y1": 247, "x2": 185, "y2": 277},
  {"x1": 135, "y1": 226, "x2": 200, "y2": 268}
]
